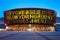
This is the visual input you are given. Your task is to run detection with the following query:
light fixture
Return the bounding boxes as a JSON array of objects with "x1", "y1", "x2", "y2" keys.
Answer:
[
  {"x1": 28, "y1": 24, "x2": 31, "y2": 27},
  {"x1": 26, "y1": 28, "x2": 32, "y2": 32},
  {"x1": 6, "y1": 26, "x2": 9, "y2": 29}
]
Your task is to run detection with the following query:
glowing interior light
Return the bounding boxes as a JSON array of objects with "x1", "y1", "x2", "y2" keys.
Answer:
[
  {"x1": 26, "y1": 28, "x2": 32, "y2": 31},
  {"x1": 0, "y1": 29, "x2": 5, "y2": 31},
  {"x1": 0, "y1": 29, "x2": 3, "y2": 31},
  {"x1": 6, "y1": 26, "x2": 9, "y2": 29},
  {"x1": 29, "y1": 24, "x2": 31, "y2": 27}
]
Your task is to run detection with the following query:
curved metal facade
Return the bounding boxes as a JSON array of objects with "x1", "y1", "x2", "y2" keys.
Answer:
[{"x1": 4, "y1": 8, "x2": 56, "y2": 32}]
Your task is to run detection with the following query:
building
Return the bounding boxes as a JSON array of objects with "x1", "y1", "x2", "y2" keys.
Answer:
[
  {"x1": 56, "y1": 17, "x2": 60, "y2": 31},
  {"x1": 4, "y1": 8, "x2": 56, "y2": 32}
]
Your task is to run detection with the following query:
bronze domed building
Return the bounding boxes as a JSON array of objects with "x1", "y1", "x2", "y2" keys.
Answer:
[{"x1": 4, "y1": 8, "x2": 56, "y2": 32}]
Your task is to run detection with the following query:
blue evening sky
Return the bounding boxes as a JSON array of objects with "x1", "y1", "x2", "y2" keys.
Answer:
[{"x1": 0, "y1": 0, "x2": 60, "y2": 18}]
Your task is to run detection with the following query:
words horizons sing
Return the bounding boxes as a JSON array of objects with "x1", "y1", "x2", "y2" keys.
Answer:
[{"x1": 7, "y1": 10, "x2": 53, "y2": 23}]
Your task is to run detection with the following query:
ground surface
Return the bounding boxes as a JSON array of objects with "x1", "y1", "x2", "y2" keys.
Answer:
[{"x1": 0, "y1": 31, "x2": 60, "y2": 40}]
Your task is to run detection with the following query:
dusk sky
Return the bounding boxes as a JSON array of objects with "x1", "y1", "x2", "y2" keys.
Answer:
[{"x1": 0, "y1": 0, "x2": 60, "y2": 18}]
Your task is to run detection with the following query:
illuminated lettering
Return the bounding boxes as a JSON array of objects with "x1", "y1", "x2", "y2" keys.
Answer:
[
  {"x1": 36, "y1": 10, "x2": 41, "y2": 14},
  {"x1": 13, "y1": 15, "x2": 18, "y2": 19},
  {"x1": 21, "y1": 10, "x2": 25, "y2": 14},
  {"x1": 30, "y1": 19, "x2": 34, "y2": 23},
  {"x1": 26, "y1": 10, "x2": 29, "y2": 14},
  {"x1": 7, "y1": 9, "x2": 54, "y2": 24},
  {"x1": 34, "y1": 19, "x2": 40, "y2": 23},
  {"x1": 42, "y1": 10, "x2": 46, "y2": 15},
  {"x1": 40, "y1": 15, "x2": 47, "y2": 19},
  {"x1": 30, "y1": 15, "x2": 34, "y2": 19},
  {"x1": 18, "y1": 11, "x2": 22, "y2": 14},
  {"x1": 29, "y1": 10, "x2": 35, "y2": 14},
  {"x1": 40, "y1": 19, "x2": 44, "y2": 23},
  {"x1": 35, "y1": 14, "x2": 40, "y2": 18}
]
